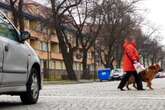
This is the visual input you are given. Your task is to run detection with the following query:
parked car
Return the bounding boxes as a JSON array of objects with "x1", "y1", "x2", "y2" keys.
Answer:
[
  {"x1": 0, "y1": 11, "x2": 42, "y2": 104},
  {"x1": 111, "y1": 68, "x2": 124, "y2": 80},
  {"x1": 155, "y1": 72, "x2": 165, "y2": 78}
]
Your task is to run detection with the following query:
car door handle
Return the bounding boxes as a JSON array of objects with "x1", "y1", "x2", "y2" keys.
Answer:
[{"x1": 5, "y1": 45, "x2": 9, "y2": 52}]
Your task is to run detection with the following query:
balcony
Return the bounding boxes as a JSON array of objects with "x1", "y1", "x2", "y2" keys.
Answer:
[
  {"x1": 35, "y1": 50, "x2": 48, "y2": 60},
  {"x1": 87, "y1": 58, "x2": 94, "y2": 64},
  {"x1": 74, "y1": 57, "x2": 82, "y2": 62},
  {"x1": 26, "y1": 29, "x2": 59, "y2": 43},
  {"x1": 51, "y1": 53, "x2": 63, "y2": 60},
  {"x1": 25, "y1": 29, "x2": 42, "y2": 40},
  {"x1": 35, "y1": 50, "x2": 94, "y2": 64},
  {"x1": 51, "y1": 35, "x2": 59, "y2": 43},
  {"x1": 50, "y1": 53, "x2": 91, "y2": 63}
]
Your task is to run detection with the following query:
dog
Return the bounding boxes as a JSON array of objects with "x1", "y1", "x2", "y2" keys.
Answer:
[{"x1": 126, "y1": 64, "x2": 161, "y2": 90}]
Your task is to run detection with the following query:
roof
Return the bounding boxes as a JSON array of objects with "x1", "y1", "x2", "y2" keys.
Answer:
[
  {"x1": 0, "y1": 0, "x2": 51, "y2": 21},
  {"x1": 0, "y1": 0, "x2": 79, "y2": 33},
  {"x1": 23, "y1": 0, "x2": 51, "y2": 19}
]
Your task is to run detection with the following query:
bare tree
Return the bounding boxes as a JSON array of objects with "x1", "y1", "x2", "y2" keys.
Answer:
[
  {"x1": 6, "y1": 0, "x2": 24, "y2": 31},
  {"x1": 142, "y1": 39, "x2": 165, "y2": 65},
  {"x1": 97, "y1": 0, "x2": 140, "y2": 68},
  {"x1": 135, "y1": 24, "x2": 165, "y2": 67},
  {"x1": 49, "y1": 0, "x2": 82, "y2": 80},
  {"x1": 18, "y1": 0, "x2": 24, "y2": 31},
  {"x1": 66, "y1": 0, "x2": 103, "y2": 79}
]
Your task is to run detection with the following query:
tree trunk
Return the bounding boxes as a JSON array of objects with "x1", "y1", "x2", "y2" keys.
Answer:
[
  {"x1": 118, "y1": 56, "x2": 122, "y2": 68},
  {"x1": 11, "y1": 6, "x2": 18, "y2": 27},
  {"x1": 147, "y1": 57, "x2": 150, "y2": 66},
  {"x1": 18, "y1": 0, "x2": 24, "y2": 32},
  {"x1": 143, "y1": 56, "x2": 146, "y2": 67},
  {"x1": 55, "y1": 23, "x2": 77, "y2": 80},
  {"x1": 9, "y1": 0, "x2": 24, "y2": 31},
  {"x1": 50, "y1": 0, "x2": 77, "y2": 80},
  {"x1": 151, "y1": 56, "x2": 154, "y2": 65},
  {"x1": 47, "y1": 40, "x2": 50, "y2": 80},
  {"x1": 81, "y1": 49, "x2": 90, "y2": 79},
  {"x1": 105, "y1": 62, "x2": 113, "y2": 69}
]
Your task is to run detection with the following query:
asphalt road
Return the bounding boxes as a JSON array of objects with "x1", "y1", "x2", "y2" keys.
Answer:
[{"x1": 1, "y1": 78, "x2": 165, "y2": 110}]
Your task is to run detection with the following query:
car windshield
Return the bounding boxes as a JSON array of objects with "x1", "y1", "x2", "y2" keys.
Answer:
[
  {"x1": 0, "y1": 12, "x2": 19, "y2": 41},
  {"x1": 0, "y1": 11, "x2": 19, "y2": 34},
  {"x1": 0, "y1": 12, "x2": 10, "y2": 24},
  {"x1": 0, "y1": 12, "x2": 14, "y2": 31}
]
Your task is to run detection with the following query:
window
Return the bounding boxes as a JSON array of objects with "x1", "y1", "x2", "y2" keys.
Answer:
[
  {"x1": 49, "y1": 28, "x2": 56, "y2": 35},
  {"x1": 55, "y1": 61, "x2": 61, "y2": 70},
  {"x1": 73, "y1": 63, "x2": 79, "y2": 71},
  {"x1": 40, "y1": 59, "x2": 44, "y2": 72},
  {"x1": 0, "y1": 16, "x2": 18, "y2": 41},
  {"x1": 42, "y1": 25, "x2": 48, "y2": 34},
  {"x1": 59, "y1": 47, "x2": 62, "y2": 53},
  {"x1": 24, "y1": 19, "x2": 29, "y2": 29},
  {"x1": 55, "y1": 61, "x2": 66, "y2": 70},
  {"x1": 89, "y1": 65, "x2": 94, "y2": 71},
  {"x1": 29, "y1": 20, "x2": 37, "y2": 31},
  {"x1": 51, "y1": 43, "x2": 59, "y2": 53},
  {"x1": 40, "y1": 59, "x2": 48, "y2": 72},
  {"x1": 62, "y1": 62, "x2": 66, "y2": 70},
  {"x1": 88, "y1": 52, "x2": 92, "y2": 59},
  {"x1": 30, "y1": 39, "x2": 36, "y2": 48},
  {"x1": 29, "y1": 20, "x2": 49, "y2": 33},
  {"x1": 60, "y1": 61, "x2": 65, "y2": 70},
  {"x1": 0, "y1": 9, "x2": 8, "y2": 17},
  {"x1": 80, "y1": 64, "x2": 83, "y2": 71},
  {"x1": 50, "y1": 60, "x2": 55, "y2": 69},
  {"x1": 79, "y1": 63, "x2": 82, "y2": 71},
  {"x1": 30, "y1": 39, "x2": 41, "y2": 50},
  {"x1": 36, "y1": 22, "x2": 42, "y2": 32},
  {"x1": 60, "y1": 61, "x2": 63, "y2": 69},
  {"x1": 41, "y1": 42, "x2": 48, "y2": 51}
]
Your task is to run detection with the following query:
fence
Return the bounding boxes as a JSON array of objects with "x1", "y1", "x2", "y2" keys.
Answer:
[{"x1": 42, "y1": 69, "x2": 95, "y2": 81}]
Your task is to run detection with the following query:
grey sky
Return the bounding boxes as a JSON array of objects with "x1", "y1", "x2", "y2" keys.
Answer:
[
  {"x1": 141, "y1": 0, "x2": 165, "y2": 44},
  {"x1": 35, "y1": 0, "x2": 165, "y2": 44}
]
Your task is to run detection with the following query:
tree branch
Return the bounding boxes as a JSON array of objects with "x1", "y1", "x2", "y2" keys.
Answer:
[{"x1": 60, "y1": 0, "x2": 82, "y2": 16}]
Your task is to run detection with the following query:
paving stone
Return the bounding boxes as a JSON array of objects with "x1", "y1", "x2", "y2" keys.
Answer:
[{"x1": 0, "y1": 78, "x2": 165, "y2": 110}]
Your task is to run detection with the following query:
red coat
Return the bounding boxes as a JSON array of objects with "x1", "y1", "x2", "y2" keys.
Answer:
[{"x1": 123, "y1": 41, "x2": 140, "y2": 72}]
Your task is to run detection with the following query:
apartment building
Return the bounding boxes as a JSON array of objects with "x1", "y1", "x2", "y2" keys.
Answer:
[{"x1": 0, "y1": 1, "x2": 94, "y2": 80}]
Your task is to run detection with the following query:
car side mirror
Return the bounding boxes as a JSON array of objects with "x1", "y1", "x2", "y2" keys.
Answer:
[{"x1": 20, "y1": 31, "x2": 30, "y2": 42}]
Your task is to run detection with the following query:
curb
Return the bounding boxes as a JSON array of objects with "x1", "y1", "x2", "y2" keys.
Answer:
[{"x1": 43, "y1": 80, "x2": 97, "y2": 85}]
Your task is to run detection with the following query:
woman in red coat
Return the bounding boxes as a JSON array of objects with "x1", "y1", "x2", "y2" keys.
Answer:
[{"x1": 118, "y1": 35, "x2": 144, "y2": 91}]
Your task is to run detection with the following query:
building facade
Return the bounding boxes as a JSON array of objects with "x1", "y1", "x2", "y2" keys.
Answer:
[{"x1": 0, "y1": 1, "x2": 95, "y2": 80}]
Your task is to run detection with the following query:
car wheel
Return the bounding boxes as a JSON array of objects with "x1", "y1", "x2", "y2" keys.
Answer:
[{"x1": 20, "y1": 67, "x2": 40, "y2": 104}]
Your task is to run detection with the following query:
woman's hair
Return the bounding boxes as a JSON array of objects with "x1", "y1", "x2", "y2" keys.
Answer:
[
  {"x1": 126, "y1": 30, "x2": 136, "y2": 41},
  {"x1": 125, "y1": 35, "x2": 135, "y2": 41}
]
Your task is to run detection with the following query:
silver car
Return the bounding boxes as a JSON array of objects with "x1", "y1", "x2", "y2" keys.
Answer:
[
  {"x1": 111, "y1": 68, "x2": 124, "y2": 80},
  {"x1": 0, "y1": 11, "x2": 42, "y2": 104}
]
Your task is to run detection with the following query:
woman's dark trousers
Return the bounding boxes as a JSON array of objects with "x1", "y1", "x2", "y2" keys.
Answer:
[{"x1": 118, "y1": 71, "x2": 143, "y2": 90}]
